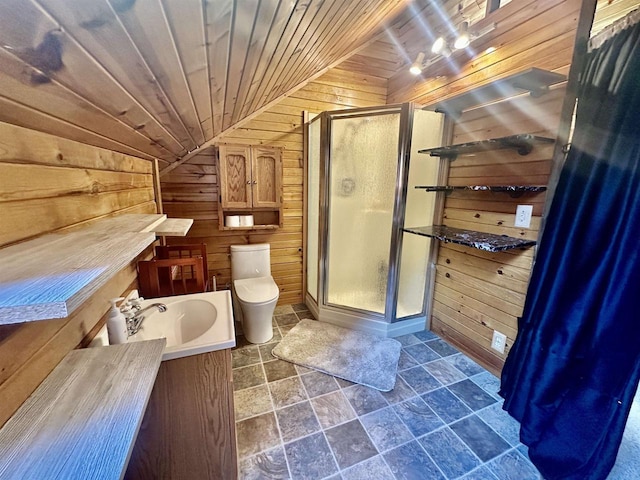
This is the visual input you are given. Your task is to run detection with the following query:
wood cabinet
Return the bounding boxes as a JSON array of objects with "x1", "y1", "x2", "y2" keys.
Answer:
[
  {"x1": 125, "y1": 348, "x2": 237, "y2": 479},
  {"x1": 217, "y1": 144, "x2": 283, "y2": 229}
]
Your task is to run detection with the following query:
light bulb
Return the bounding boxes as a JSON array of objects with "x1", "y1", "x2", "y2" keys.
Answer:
[
  {"x1": 409, "y1": 52, "x2": 425, "y2": 75},
  {"x1": 454, "y1": 21, "x2": 470, "y2": 49},
  {"x1": 431, "y1": 37, "x2": 445, "y2": 54}
]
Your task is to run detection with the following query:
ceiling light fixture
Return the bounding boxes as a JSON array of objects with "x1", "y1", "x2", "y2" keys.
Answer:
[
  {"x1": 453, "y1": 22, "x2": 470, "y2": 49},
  {"x1": 409, "y1": 52, "x2": 426, "y2": 75},
  {"x1": 409, "y1": 22, "x2": 497, "y2": 75}
]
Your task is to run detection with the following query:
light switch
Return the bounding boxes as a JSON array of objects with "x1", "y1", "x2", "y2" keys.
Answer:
[{"x1": 515, "y1": 205, "x2": 533, "y2": 228}]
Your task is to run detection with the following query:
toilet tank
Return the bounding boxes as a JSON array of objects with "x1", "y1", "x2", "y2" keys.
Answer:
[{"x1": 230, "y1": 244, "x2": 272, "y2": 280}]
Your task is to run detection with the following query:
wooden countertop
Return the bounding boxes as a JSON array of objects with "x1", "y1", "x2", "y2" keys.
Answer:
[{"x1": 0, "y1": 339, "x2": 166, "y2": 480}]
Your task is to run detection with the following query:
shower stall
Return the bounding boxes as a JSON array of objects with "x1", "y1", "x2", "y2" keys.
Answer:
[{"x1": 305, "y1": 104, "x2": 445, "y2": 336}]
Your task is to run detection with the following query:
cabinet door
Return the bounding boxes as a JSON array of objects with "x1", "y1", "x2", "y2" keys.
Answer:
[
  {"x1": 218, "y1": 145, "x2": 252, "y2": 208},
  {"x1": 251, "y1": 146, "x2": 282, "y2": 208}
]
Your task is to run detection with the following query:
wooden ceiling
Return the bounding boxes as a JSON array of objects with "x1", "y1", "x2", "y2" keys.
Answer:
[
  {"x1": 0, "y1": 0, "x2": 632, "y2": 167},
  {"x1": 0, "y1": 0, "x2": 409, "y2": 165}
]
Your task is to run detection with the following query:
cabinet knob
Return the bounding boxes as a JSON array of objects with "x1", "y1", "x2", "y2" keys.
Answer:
[
  {"x1": 252, "y1": 181, "x2": 257, "y2": 185},
  {"x1": 246, "y1": 181, "x2": 251, "y2": 185}
]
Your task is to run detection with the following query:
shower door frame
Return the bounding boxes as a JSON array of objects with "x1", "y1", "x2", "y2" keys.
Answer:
[{"x1": 316, "y1": 103, "x2": 416, "y2": 324}]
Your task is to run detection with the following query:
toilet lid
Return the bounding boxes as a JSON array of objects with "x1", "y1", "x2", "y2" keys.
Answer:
[{"x1": 234, "y1": 276, "x2": 279, "y2": 304}]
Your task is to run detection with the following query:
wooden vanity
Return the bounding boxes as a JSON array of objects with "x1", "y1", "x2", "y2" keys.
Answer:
[{"x1": 125, "y1": 348, "x2": 237, "y2": 479}]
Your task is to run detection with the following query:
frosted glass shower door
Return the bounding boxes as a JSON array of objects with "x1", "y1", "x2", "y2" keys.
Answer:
[{"x1": 325, "y1": 111, "x2": 401, "y2": 314}]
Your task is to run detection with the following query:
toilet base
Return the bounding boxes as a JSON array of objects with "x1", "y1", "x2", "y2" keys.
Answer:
[{"x1": 239, "y1": 298, "x2": 278, "y2": 344}]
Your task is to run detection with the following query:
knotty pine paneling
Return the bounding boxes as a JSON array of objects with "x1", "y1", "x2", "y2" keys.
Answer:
[
  {"x1": 434, "y1": 89, "x2": 564, "y2": 375},
  {"x1": 162, "y1": 68, "x2": 386, "y2": 305},
  {"x1": 0, "y1": 122, "x2": 156, "y2": 427},
  {"x1": 377, "y1": 0, "x2": 584, "y2": 375}
]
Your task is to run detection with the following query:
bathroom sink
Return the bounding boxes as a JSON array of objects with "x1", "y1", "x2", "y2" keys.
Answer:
[
  {"x1": 128, "y1": 290, "x2": 235, "y2": 360},
  {"x1": 91, "y1": 290, "x2": 236, "y2": 361}
]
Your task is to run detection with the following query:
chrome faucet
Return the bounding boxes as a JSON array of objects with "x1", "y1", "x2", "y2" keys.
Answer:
[{"x1": 127, "y1": 302, "x2": 167, "y2": 336}]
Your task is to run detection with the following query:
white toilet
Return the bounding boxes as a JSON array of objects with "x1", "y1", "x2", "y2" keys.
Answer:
[{"x1": 230, "y1": 244, "x2": 280, "y2": 344}]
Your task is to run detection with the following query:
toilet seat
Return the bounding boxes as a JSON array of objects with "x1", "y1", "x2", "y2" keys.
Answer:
[{"x1": 234, "y1": 276, "x2": 279, "y2": 305}]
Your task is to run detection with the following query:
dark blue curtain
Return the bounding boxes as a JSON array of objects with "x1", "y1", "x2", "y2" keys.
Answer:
[{"x1": 500, "y1": 18, "x2": 640, "y2": 480}]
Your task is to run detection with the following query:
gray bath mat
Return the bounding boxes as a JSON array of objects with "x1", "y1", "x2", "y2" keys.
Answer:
[{"x1": 272, "y1": 319, "x2": 402, "y2": 392}]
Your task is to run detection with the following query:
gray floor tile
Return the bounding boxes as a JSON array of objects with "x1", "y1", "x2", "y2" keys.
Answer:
[
  {"x1": 336, "y1": 377, "x2": 357, "y2": 388},
  {"x1": 233, "y1": 346, "x2": 262, "y2": 368},
  {"x1": 419, "y1": 427, "x2": 481, "y2": 478},
  {"x1": 301, "y1": 371, "x2": 340, "y2": 397},
  {"x1": 341, "y1": 455, "x2": 394, "y2": 480},
  {"x1": 239, "y1": 446, "x2": 290, "y2": 480},
  {"x1": 294, "y1": 308, "x2": 314, "y2": 320},
  {"x1": 291, "y1": 303, "x2": 308, "y2": 312},
  {"x1": 450, "y1": 415, "x2": 510, "y2": 462},
  {"x1": 470, "y1": 371, "x2": 502, "y2": 400},
  {"x1": 275, "y1": 400, "x2": 320, "y2": 442},
  {"x1": 397, "y1": 350, "x2": 419, "y2": 371},
  {"x1": 234, "y1": 364, "x2": 266, "y2": 391},
  {"x1": 236, "y1": 412, "x2": 281, "y2": 459},
  {"x1": 461, "y1": 466, "x2": 500, "y2": 479},
  {"x1": 414, "y1": 330, "x2": 439, "y2": 342},
  {"x1": 284, "y1": 432, "x2": 338, "y2": 480},
  {"x1": 446, "y1": 353, "x2": 486, "y2": 376},
  {"x1": 449, "y1": 379, "x2": 498, "y2": 411},
  {"x1": 269, "y1": 376, "x2": 308, "y2": 409},
  {"x1": 259, "y1": 342, "x2": 277, "y2": 361},
  {"x1": 422, "y1": 387, "x2": 473, "y2": 423},
  {"x1": 311, "y1": 390, "x2": 356, "y2": 429},
  {"x1": 361, "y1": 406, "x2": 413, "y2": 452},
  {"x1": 381, "y1": 377, "x2": 416, "y2": 405},
  {"x1": 268, "y1": 328, "x2": 283, "y2": 343},
  {"x1": 477, "y1": 402, "x2": 521, "y2": 446},
  {"x1": 396, "y1": 334, "x2": 421, "y2": 346},
  {"x1": 425, "y1": 359, "x2": 467, "y2": 385},
  {"x1": 275, "y1": 313, "x2": 299, "y2": 326},
  {"x1": 343, "y1": 384, "x2": 389, "y2": 416},
  {"x1": 279, "y1": 324, "x2": 296, "y2": 335},
  {"x1": 263, "y1": 359, "x2": 298, "y2": 383},
  {"x1": 404, "y1": 343, "x2": 441, "y2": 364},
  {"x1": 325, "y1": 419, "x2": 378, "y2": 469},
  {"x1": 295, "y1": 364, "x2": 314, "y2": 375},
  {"x1": 399, "y1": 366, "x2": 442, "y2": 394},
  {"x1": 383, "y1": 440, "x2": 445, "y2": 480},
  {"x1": 393, "y1": 396, "x2": 443, "y2": 437},
  {"x1": 488, "y1": 450, "x2": 540, "y2": 480},
  {"x1": 235, "y1": 385, "x2": 273, "y2": 421},
  {"x1": 274, "y1": 305, "x2": 294, "y2": 315},
  {"x1": 426, "y1": 338, "x2": 459, "y2": 357},
  {"x1": 234, "y1": 335, "x2": 253, "y2": 349}
]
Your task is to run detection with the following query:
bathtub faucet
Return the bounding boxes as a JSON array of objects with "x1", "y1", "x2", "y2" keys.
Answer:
[{"x1": 128, "y1": 303, "x2": 167, "y2": 336}]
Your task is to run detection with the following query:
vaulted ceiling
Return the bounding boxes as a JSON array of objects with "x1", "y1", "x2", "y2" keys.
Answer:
[
  {"x1": 2, "y1": 0, "x2": 630, "y2": 168},
  {"x1": 0, "y1": 0, "x2": 414, "y2": 165}
]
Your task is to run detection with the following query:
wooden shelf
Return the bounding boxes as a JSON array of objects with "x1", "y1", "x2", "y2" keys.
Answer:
[
  {"x1": 403, "y1": 225, "x2": 536, "y2": 252},
  {"x1": 0, "y1": 214, "x2": 192, "y2": 324},
  {"x1": 219, "y1": 224, "x2": 279, "y2": 231},
  {"x1": 424, "y1": 68, "x2": 567, "y2": 115},
  {"x1": 418, "y1": 134, "x2": 555, "y2": 158},
  {"x1": 415, "y1": 185, "x2": 547, "y2": 198},
  {"x1": 0, "y1": 339, "x2": 165, "y2": 480}
]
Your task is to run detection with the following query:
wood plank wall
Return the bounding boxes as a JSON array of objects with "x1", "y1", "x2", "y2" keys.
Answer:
[
  {"x1": 161, "y1": 68, "x2": 387, "y2": 305},
  {"x1": 0, "y1": 122, "x2": 156, "y2": 427},
  {"x1": 385, "y1": 0, "x2": 584, "y2": 374}
]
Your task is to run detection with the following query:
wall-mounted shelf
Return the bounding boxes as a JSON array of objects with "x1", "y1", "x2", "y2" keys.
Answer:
[
  {"x1": 219, "y1": 224, "x2": 279, "y2": 231},
  {"x1": 424, "y1": 68, "x2": 567, "y2": 116},
  {"x1": 403, "y1": 225, "x2": 536, "y2": 252},
  {"x1": 0, "y1": 214, "x2": 192, "y2": 324},
  {"x1": 415, "y1": 185, "x2": 547, "y2": 198},
  {"x1": 418, "y1": 134, "x2": 555, "y2": 158}
]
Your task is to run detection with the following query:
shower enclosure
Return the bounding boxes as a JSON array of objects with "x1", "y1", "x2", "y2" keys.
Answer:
[{"x1": 305, "y1": 104, "x2": 445, "y2": 336}]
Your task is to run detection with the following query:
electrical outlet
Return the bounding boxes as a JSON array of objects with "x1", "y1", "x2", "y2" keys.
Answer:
[
  {"x1": 514, "y1": 204, "x2": 533, "y2": 228},
  {"x1": 491, "y1": 330, "x2": 507, "y2": 354}
]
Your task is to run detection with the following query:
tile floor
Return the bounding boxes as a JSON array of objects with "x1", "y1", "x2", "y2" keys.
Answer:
[{"x1": 232, "y1": 304, "x2": 542, "y2": 480}]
